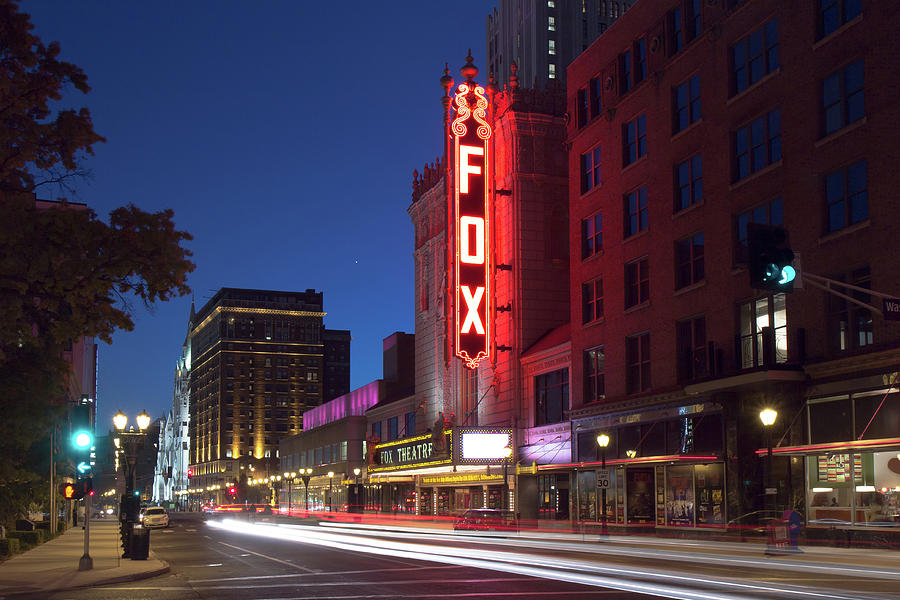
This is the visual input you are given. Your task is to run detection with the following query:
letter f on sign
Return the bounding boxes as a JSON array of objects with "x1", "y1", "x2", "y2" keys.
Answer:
[
  {"x1": 461, "y1": 286, "x2": 485, "y2": 334},
  {"x1": 459, "y1": 145, "x2": 483, "y2": 194}
]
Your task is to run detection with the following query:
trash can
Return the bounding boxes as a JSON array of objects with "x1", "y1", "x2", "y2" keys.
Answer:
[{"x1": 129, "y1": 524, "x2": 150, "y2": 560}]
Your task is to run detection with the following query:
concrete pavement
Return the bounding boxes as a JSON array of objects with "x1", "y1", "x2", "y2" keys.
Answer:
[{"x1": 0, "y1": 519, "x2": 168, "y2": 598}]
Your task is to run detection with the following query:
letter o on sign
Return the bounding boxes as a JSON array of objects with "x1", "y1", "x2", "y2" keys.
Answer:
[{"x1": 459, "y1": 216, "x2": 485, "y2": 265}]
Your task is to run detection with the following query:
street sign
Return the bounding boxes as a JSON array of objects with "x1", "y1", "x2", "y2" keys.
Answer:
[
  {"x1": 77, "y1": 461, "x2": 92, "y2": 474},
  {"x1": 596, "y1": 468, "x2": 612, "y2": 489},
  {"x1": 883, "y1": 297, "x2": 900, "y2": 321}
]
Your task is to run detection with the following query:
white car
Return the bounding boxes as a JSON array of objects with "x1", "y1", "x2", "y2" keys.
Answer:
[{"x1": 140, "y1": 506, "x2": 169, "y2": 528}]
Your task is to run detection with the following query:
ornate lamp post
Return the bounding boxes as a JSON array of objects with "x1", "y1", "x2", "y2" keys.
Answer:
[
  {"x1": 113, "y1": 409, "x2": 151, "y2": 559},
  {"x1": 283, "y1": 472, "x2": 297, "y2": 516},
  {"x1": 300, "y1": 468, "x2": 313, "y2": 514},
  {"x1": 596, "y1": 433, "x2": 610, "y2": 538},
  {"x1": 760, "y1": 408, "x2": 778, "y2": 514}
]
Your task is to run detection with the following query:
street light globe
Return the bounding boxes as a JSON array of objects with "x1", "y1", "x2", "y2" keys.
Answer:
[
  {"x1": 353, "y1": 468, "x2": 360, "y2": 476},
  {"x1": 327, "y1": 471, "x2": 334, "y2": 478},
  {"x1": 291, "y1": 472, "x2": 297, "y2": 478},
  {"x1": 759, "y1": 408, "x2": 778, "y2": 427},
  {"x1": 502, "y1": 446, "x2": 513, "y2": 459},
  {"x1": 113, "y1": 410, "x2": 127, "y2": 431},
  {"x1": 136, "y1": 410, "x2": 151, "y2": 431},
  {"x1": 596, "y1": 433, "x2": 610, "y2": 448},
  {"x1": 284, "y1": 472, "x2": 290, "y2": 478}
]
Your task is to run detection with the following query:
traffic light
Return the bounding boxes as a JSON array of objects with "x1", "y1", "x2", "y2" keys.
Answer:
[
  {"x1": 748, "y1": 224, "x2": 796, "y2": 292},
  {"x1": 60, "y1": 482, "x2": 84, "y2": 500},
  {"x1": 77, "y1": 477, "x2": 94, "y2": 497}
]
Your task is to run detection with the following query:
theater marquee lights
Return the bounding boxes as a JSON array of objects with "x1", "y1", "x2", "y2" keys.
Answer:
[{"x1": 452, "y1": 81, "x2": 492, "y2": 369}]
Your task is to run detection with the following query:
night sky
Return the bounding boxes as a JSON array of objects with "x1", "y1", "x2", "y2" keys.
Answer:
[{"x1": 21, "y1": 1, "x2": 490, "y2": 432}]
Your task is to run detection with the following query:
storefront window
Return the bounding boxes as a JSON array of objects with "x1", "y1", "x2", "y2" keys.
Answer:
[
  {"x1": 695, "y1": 463, "x2": 726, "y2": 525},
  {"x1": 665, "y1": 465, "x2": 694, "y2": 526},
  {"x1": 854, "y1": 392, "x2": 900, "y2": 440},
  {"x1": 809, "y1": 452, "x2": 900, "y2": 526},
  {"x1": 626, "y1": 467, "x2": 655, "y2": 524},
  {"x1": 577, "y1": 470, "x2": 597, "y2": 520}
]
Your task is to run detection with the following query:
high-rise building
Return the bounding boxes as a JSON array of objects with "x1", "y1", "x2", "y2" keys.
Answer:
[
  {"x1": 323, "y1": 329, "x2": 351, "y2": 402},
  {"x1": 487, "y1": 0, "x2": 634, "y2": 89},
  {"x1": 187, "y1": 288, "x2": 347, "y2": 502}
]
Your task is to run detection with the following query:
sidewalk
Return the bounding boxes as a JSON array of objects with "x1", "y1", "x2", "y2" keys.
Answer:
[{"x1": 0, "y1": 519, "x2": 168, "y2": 598}]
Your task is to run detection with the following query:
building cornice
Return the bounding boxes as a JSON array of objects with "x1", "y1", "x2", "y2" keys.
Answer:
[{"x1": 191, "y1": 305, "x2": 326, "y2": 336}]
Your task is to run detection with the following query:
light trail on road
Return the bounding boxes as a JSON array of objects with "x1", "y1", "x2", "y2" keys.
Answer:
[{"x1": 206, "y1": 519, "x2": 882, "y2": 600}]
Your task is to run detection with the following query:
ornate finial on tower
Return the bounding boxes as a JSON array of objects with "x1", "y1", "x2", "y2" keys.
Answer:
[
  {"x1": 460, "y1": 49, "x2": 478, "y2": 82},
  {"x1": 440, "y1": 62, "x2": 454, "y2": 124},
  {"x1": 509, "y1": 61, "x2": 519, "y2": 91},
  {"x1": 485, "y1": 70, "x2": 498, "y2": 98}
]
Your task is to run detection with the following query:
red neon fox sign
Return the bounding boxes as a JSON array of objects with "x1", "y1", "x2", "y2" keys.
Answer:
[{"x1": 452, "y1": 82, "x2": 491, "y2": 369}]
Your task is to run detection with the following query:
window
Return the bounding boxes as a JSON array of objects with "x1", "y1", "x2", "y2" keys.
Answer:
[
  {"x1": 825, "y1": 160, "x2": 867, "y2": 232},
  {"x1": 581, "y1": 212, "x2": 602, "y2": 259},
  {"x1": 634, "y1": 39, "x2": 646, "y2": 85},
  {"x1": 582, "y1": 278, "x2": 603, "y2": 324},
  {"x1": 819, "y1": 0, "x2": 861, "y2": 39},
  {"x1": 731, "y1": 18, "x2": 778, "y2": 94},
  {"x1": 584, "y1": 347, "x2": 605, "y2": 403},
  {"x1": 734, "y1": 108, "x2": 781, "y2": 180},
  {"x1": 589, "y1": 76, "x2": 602, "y2": 118},
  {"x1": 404, "y1": 411, "x2": 416, "y2": 437},
  {"x1": 548, "y1": 15, "x2": 556, "y2": 31},
  {"x1": 739, "y1": 294, "x2": 787, "y2": 368},
  {"x1": 676, "y1": 316, "x2": 707, "y2": 382},
  {"x1": 626, "y1": 333, "x2": 651, "y2": 393},
  {"x1": 827, "y1": 266, "x2": 873, "y2": 352},
  {"x1": 823, "y1": 60, "x2": 864, "y2": 135},
  {"x1": 669, "y1": 6, "x2": 683, "y2": 54},
  {"x1": 549, "y1": 39, "x2": 556, "y2": 55},
  {"x1": 625, "y1": 257, "x2": 649, "y2": 308},
  {"x1": 624, "y1": 187, "x2": 648, "y2": 238},
  {"x1": 735, "y1": 197, "x2": 782, "y2": 262},
  {"x1": 674, "y1": 233, "x2": 704, "y2": 289},
  {"x1": 673, "y1": 75, "x2": 701, "y2": 133},
  {"x1": 620, "y1": 49, "x2": 632, "y2": 93},
  {"x1": 549, "y1": 63, "x2": 557, "y2": 79},
  {"x1": 534, "y1": 368, "x2": 569, "y2": 426},
  {"x1": 685, "y1": 0, "x2": 701, "y2": 41},
  {"x1": 371, "y1": 421, "x2": 382, "y2": 441},
  {"x1": 388, "y1": 416, "x2": 399, "y2": 441},
  {"x1": 581, "y1": 145, "x2": 602, "y2": 193},
  {"x1": 577, "y1": 88, "x2": 588, "y2": 128},
  {"x1": 675, "y1": 155, "x2": 703, "y2": 211},
  {"x1": 623, "y1": 114, "x2": 647, "y2": 166}
]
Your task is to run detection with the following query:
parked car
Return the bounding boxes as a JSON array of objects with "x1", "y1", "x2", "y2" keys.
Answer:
[
  {"x1": 140, "y1": 506, "x2": 169, "y2": 529},
  {"x1": 453, "y1": 509, "x2": 517, "y2": 532}
]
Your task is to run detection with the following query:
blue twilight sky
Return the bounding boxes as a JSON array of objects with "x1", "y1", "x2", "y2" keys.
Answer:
[{"x1": 21, "y1": 1, "x2": 490, "y2": 432}]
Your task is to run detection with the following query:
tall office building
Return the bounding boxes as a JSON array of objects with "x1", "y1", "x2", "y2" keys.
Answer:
[
  {"x1": 486, "y1": 0, "x2": 634, "y2": 89},
  {"x1": 187, "y1": 288, "x2": 348, "y2": 502}
]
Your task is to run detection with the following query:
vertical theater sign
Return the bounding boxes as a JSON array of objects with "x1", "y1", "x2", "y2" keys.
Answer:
[{"x1": 451, "y1": 69, "x2": 492, "y2": 369}]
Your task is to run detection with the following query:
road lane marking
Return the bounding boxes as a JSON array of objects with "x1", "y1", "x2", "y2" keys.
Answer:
[
  {"x1": 217, "y1": 541, "x2": 317, "y2": 572},
  {"x1": 190, "y1": 564, "x2": 459, "y2": 583}
]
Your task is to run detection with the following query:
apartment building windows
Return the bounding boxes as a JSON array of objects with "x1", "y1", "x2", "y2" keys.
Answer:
[
  {"x1": 582, "y1": 277, "x2": 603, "y2": 324},
  {"x1": 823, "y1": 60, "x2": 864, "y2": 136},
  {"x1": 621, "y1": 48, "x2": 632, "y2": 93},
  {"x1": 581, "y1": 145, "x2": 602, "y2": 193},
  {"x1": 624, "y1": 187, "x2": 648, "y2": 238},
  {"x1": 819, "y1": 0, "x2": 861, "y2": 39},
  {"x1": 623, "y1": 114, "x2": 647, "y2": 166},
  {"x1": 825, "y1": 160, "x2": 867, "y2": 232},
  {"x1": 534, "y1": 368, "x2": 569, "y2": 426},
  {"x1": 620, "y1": 39, "x2": 646, "y2": 94},
  {"x1": 735, "y1": 197, "x2": 782, "y2": 263},
  {"x1": 675, "y1": 155, "x2": 703, "y2": 211},
  {"x1": 674, "y1": 233, "x2": 704, "y2": 290},
  {"x1": 669, "y1": 6, "x2": 683, "y2": 54},
  {"x1": 581, "y1": 212, "x2": 602, "y2": 259},
  {"x1": 584, "y1": 346, "x2": 605, "y2": 403},
  {"x1": 577, "y1": 88, "x2": 589, "y2": 128},
  {"x1": 673, "y1": 75, "x2": 701, "y2": 133},
  {"x1": 676, "y1": 316, "x2": 707, "y2": 382},
  {"x1": 731, "y1": 18, "x2": 779, "y2": 94},
  {"x1": 634, "y1": 38, "x2": 647, "y2": 85},
  {"x1": 626, "y1": 332, "x2": 651, "y2": 394},
  {"x1": 590, "y1": 76, "x2": 602, "y2": 118},
  {"x1": 827, "y1": 266, "x2": 873, "y2": 352},
  {"x1": 685, "y1": 0, "x2": 701, "y2": 42},
  {"x1": 738, "y1": 294, "x2": 787, "y2": 368},
  {"x1": 734, "y1": 108, "x2": 781, "y2": 181},
  {"x1": 549, "y1": 39, "x2": 556, "y2": 55},
  {"x1": 625, "y1": 257, "x2": 649, "y2": 309}
]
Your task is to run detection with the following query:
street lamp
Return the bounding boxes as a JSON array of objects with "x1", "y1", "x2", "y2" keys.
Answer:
[
  {"x1": 327, "y1": 471, "x2": 334, "y2": 512},
  {"x1": 760, "y1": 408, "x2": 778, "y2": 514},
  {"x1": 300, "y1": 468, "x2": 313, "y2": 513},
  {"x1": 596, "y1": 433, "x2": 610, "y2": 538},
  {"x1": 113, "y1": 410, "x2": 152, "y2": 560},
  {"x1": 284, "y1": 472, "x2": 297, "y2": 516}
]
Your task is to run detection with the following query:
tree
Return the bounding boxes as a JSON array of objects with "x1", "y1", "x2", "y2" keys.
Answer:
[{"x1": 0, "y1": 1, "x2": 195, "y2": 527}]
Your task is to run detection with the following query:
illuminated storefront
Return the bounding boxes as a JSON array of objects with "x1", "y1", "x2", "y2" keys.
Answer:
[{"x1": 368, "y1": 427, "x2": 514, "y2": 515}]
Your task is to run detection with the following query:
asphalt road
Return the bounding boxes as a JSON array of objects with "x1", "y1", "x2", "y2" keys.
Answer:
[
  {"x1": 42, "y1": 514, "x2": 664, "y2": 600},
  {"x1": 42, "y1": 514, "x2": 900, "y2": 600}
]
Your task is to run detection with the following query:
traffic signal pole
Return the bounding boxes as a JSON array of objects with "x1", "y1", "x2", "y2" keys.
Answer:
[{"x1": 78, "y1": 492, "x2": 92, "y2": 571}]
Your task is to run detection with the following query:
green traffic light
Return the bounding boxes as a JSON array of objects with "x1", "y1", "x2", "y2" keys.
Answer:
[
  {"x1": 73, "y1": 431, "x2": 92, "y2": 448},
  {"x1": 779, "y1": 265, "x2": 796, "y2": 285}
]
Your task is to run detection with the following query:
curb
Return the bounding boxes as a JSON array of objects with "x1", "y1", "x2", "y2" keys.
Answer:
[{"x1": 1, "y1": 557, "x2": 170, "y2": 598}]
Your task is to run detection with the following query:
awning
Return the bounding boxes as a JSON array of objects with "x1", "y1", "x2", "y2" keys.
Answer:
[{"x1": 755, "y1": 437, "x2": 900, "y2": 457}]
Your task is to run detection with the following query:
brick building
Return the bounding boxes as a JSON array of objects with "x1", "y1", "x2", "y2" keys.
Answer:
[{"x1": 566, "y1": 0, "x2": 900, "y2": 533}]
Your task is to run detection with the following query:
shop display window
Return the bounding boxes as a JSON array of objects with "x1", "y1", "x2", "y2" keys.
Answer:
[{"x1": 808, "y1": 452, "x2": 900, "y2": 526}]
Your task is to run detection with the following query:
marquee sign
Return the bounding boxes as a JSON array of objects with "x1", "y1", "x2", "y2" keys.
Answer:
[{"x1": 452, "y1": 81, "x2": 492, "y2": 369}]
